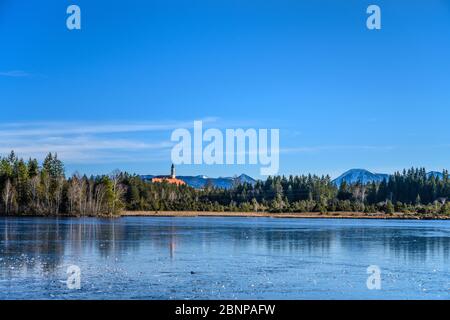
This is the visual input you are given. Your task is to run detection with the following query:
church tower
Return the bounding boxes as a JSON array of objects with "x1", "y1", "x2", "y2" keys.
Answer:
[
  {"x1": 151, "y1": 163, "x2": 185, "y2": 186},
  {"x1": 171, "y1": 163, "x2": 176, "y2": 179}
]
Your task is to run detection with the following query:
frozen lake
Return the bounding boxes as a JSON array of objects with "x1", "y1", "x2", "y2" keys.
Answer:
[{"x1": 1, "y1": 216, "x2": 449, "y2": 299}]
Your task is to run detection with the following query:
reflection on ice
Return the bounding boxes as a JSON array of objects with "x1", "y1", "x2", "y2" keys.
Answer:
[{"x1": 1, "y1": 217, "x2": 450, "y2": 299}]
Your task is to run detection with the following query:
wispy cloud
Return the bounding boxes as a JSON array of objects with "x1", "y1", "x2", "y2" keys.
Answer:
[
  {"x1": 0, "y1": 70, "x2": 31, "y2": 77},
  {"x1": 0, "y1": 118, "x2": 219, "y2": 137},
  {"x1": 281, "y1": 145, "x2": 396, "y2": 154},
  {"x1": 0, "y1": 119, "x2": 217, "y2": 164}
]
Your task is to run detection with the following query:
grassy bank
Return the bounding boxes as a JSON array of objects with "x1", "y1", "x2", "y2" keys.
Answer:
[{"x1": 121, "y1": 210, "x2": 450, "y2": 220}]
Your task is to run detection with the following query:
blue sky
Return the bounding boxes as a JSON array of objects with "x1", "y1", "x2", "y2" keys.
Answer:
[{"x1": 1, "y1": 0, "x2": 450, "y2": 178}]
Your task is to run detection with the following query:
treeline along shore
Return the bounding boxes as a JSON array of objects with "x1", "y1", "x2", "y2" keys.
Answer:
[{"x1": 1, "y1": 151, "x2": 450, "y2": 218}]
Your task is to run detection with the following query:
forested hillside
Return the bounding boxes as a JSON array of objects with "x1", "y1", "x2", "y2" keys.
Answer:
[{"x1": 1, "y1": 151, "x2": 449, "y2": 216}]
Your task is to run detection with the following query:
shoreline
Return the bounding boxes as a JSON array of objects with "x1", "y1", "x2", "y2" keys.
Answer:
[
  {"x1": 121, "y1": 210, "x2": 450, "y2": 220},
  {"x1": 1, "y1": 211, "x2": 448, "y2": 220}
]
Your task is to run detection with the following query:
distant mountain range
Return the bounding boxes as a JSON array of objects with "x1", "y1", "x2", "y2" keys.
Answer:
[
  {"x1": 141, "y1": 169, "x2": 445, "y2": 189},
  {"x1": 140, "y1": 174, "x2": 257, "y2": 189},
  {"x1": 332, "y1": 169, "x2": 389, "y2": 186},
  {"x1": 332, "y1": 169, "x2": 445, "y2": 186},
  {"x1": 427, "y1": 171, "x2": 444, "y2": 179}
]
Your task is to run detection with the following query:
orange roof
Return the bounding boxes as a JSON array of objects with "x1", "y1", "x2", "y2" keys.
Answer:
[{"x1": 151, "y1": 177, "x2": 186, "y2": 186}]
